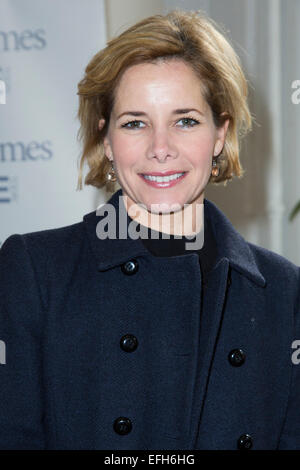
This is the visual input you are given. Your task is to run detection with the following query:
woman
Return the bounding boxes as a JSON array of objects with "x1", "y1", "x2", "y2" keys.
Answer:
[{"x1": 0, "y1": 10, "x2": 299, "y2": 450}]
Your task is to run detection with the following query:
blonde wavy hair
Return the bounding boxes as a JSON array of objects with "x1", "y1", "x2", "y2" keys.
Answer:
[{"x1": 77, "y1": 9, "x2": 252, "y2": 193}]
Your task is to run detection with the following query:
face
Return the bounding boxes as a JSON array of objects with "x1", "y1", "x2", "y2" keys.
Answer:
[{"x1": 100, "y1": 60, "x2": 229, "y2": 215}]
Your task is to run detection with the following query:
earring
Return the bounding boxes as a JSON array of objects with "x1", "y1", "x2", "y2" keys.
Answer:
[
  {"x1": 107, "y1": 160, "x2": 117, "y2": 182},
  {"x1": 211, "y1": 156, "x2": 220, "y2": 177}
]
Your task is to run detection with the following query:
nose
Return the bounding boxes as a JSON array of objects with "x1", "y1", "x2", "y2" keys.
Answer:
[{"x1": 146, "y1": 128, "x2": 178, "y2": 162}]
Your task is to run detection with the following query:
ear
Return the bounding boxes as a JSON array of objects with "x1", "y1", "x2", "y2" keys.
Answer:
[
  {"x1": 213, "y1": 117, "x2": 230, "y2": 157},
  {"x1": 98, "y1": 118, "x2": 113, "y2": 161}
]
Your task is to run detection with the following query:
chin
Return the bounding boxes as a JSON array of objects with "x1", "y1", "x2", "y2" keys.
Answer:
[{"x1": 144, "y1": 198, "x2": 184, "y2": 215}]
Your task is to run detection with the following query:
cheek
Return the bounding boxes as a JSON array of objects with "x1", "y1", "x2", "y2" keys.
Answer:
[
  {"x1": 185, "y1": 133, "x2": 215, "y2": 164},
  {"x1": 110, "y1": 133, "x2": 133, "y2": 167},
  {"x1": 111, "y1": 136, "x2": 141, "y2": 169},
  {"x1": 198, "y1": 128, "x2": 216, "y2": 149},
  {"x1": 112, "y1": 134, "x2": 145, "y2": 171}
]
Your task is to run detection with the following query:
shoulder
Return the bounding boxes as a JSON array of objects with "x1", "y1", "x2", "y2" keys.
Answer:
[
  {"x1": 204, "y1": 197, "x2": 300, "y2": 288},
  {"x1": 1, "y1": 217, "x2": 87, "y2": 263},
  {"x1": 248, "y1": 240, "x2": 299, "y2": 276},
  {"x1": 0, "y1": 217, "x2": 92, "y2": 313},
  {"x1": 0, "y1": 217, "x2": 89, "y2": 298},
  {"x1": 247, "y1": 240, "x2": 300, "y2": 296}
]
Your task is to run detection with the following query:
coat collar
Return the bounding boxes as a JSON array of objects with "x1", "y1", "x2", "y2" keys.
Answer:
[{"x1": 83, "y1": 189, "x2": 266, "y2": 287}]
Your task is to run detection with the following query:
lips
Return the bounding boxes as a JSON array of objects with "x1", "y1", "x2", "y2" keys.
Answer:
[
  {"x1": 139, "y1": 171, "x2": 187, "y2": 188},
  {"x1": 140, "y1": 171, "x2": 187, "y2": 177}
]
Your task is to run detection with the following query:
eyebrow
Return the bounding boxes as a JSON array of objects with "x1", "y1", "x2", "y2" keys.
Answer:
[{"x1": 116, "y1": 108, "x2": 205, "y2": 120}]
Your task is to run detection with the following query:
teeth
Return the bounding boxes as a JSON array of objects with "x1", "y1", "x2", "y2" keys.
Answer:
[{"x1": 143, "y1": 172, "x2": 185, "y2": 182}]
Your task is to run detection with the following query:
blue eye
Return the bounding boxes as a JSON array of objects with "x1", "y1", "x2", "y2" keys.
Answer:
[
  {"x1": 177, "y1": 117, "x2": 200, "y2": 127},
  {"x1": 121, "y1": 120, "x2": 145, "y2": 129}
]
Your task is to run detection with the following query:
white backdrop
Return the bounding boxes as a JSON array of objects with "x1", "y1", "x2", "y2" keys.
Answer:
[{"x1": 0, "y1": 0, "x2": 107, "y2": 247}]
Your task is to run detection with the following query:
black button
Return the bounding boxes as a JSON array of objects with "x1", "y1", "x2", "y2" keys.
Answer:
[
  {"x1": 113, "y1": 417, "x2": 132, "y2": 435},
  {"x1": 120, "y1": 334, "x2": 138, "y2": 352},
  {"x1": 228, "y1": 348, "x2": 246, "y2": 367},
  {"x1": 237, "y1": 433, "x2": 253, "y2": 450},
  {"x1": 121, "y1": 259, "x2": 139, "y2": 275}
]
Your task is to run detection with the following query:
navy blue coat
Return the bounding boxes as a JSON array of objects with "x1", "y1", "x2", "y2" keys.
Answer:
[{"x1": 0, "y1": 188, "x2": 299, "y2": 450}]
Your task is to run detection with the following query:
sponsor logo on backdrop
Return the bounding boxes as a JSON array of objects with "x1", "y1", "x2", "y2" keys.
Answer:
[
  {"x1": 0, "y1": 28, "x2": 46, "y2": 101},
  {"x1": 0, "y1": 66, "x2": 11, "y2": 98},
  {"x1": 0, "y1": 140, "x2": 53, "y2": 162},
  {"x1": 0, "y1": 29, "x2": 46, "y2": 51},
  {"x1": 0, "y1": 175, "x2": 18, "y2": 203},
  {"x1": 0, "y1": 79, "x2": 5, "y2": 104},
  {"x1": 0, "y1": 26, "x2": 51, "y2": 244}
]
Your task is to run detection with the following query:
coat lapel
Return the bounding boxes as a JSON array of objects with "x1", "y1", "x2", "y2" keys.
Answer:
[
  {"x1": 83, "y1": 189, "x2": 265, "y2": 289},
  {"x1": 188, "y1": 257, "x2": 230, "y2": 448}
]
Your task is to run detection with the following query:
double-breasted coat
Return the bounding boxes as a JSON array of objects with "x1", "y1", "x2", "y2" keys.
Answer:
[{"x1": 0, "y1": 188, "x2": 299, "y2": 450}]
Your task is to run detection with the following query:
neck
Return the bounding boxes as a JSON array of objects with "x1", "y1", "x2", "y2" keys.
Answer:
[{"x1": 122, "y1": 194, "x2": 204, "y2": 236}]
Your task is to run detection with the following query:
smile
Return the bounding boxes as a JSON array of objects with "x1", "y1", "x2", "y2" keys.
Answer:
[{"x1": 139, "y1": 172, "x2": 187, "y2": 188}]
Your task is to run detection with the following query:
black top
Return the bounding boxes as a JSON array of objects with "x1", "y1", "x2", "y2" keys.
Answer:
[{"x1": 138, "y1": 212, "x2": 218, "y2": 286}]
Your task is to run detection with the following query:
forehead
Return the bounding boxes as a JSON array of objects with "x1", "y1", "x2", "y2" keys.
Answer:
[{"x1": 113, "y1": 59, "x2": 208, "y2": 110}]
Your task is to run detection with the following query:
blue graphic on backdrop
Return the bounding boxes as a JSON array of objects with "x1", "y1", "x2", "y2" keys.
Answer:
[
  {"x1": 0, "y1": 29, "x2": 46, "y2": 52},
  {"x1": 0, "y1": 175, "x2": 18, "y2": 203},
  {"x1": 0, "y1": 141, "x2": 53, "y2": 161}
]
